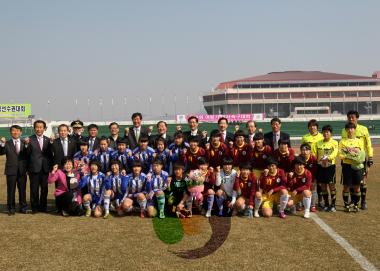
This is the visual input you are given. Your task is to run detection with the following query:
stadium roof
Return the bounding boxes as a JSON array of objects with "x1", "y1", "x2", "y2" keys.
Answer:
[{"x1": 216, "y1": 71, "x2": 377, "y2": 89}]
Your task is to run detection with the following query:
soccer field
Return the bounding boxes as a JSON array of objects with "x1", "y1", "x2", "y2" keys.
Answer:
[{"x1": 0, "y1": 152, "x2": 379, "y2": 271}]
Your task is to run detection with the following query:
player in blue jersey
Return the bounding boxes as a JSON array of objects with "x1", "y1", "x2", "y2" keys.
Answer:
[
  {"x1": 168, "y1": 131, "x2": 189, "y2": 174},
  {"x1": 131, "y1": 135, "x2": 156, "y2": 174},
  {"x1": 126, "y1": 160, "x2": 148, "y2": 218},
  {"x1": 79, "y1": 160, "x2": 110, "y2": 218},
  {"x1": 146, "y1": 158, "x2": 169, "y2": 219},
  {"x1": 111, "y1": 138, "x2": 132, "y2": 175},
  {"x1": 73, "y1": 140, "x2": 95, "y2": 177},
  {"x1": 154, "y1": 137, "x2": 170, "y2": 173},
  {"x1": 94, "y1": 136, "x2": 114, "y2": 175},
  {"x1": 104, "y1": 160, "x2": 131, "y2": 217}
]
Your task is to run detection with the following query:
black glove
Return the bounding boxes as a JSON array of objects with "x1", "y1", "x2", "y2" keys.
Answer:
[{"x1": 367, "y1": 157, "x2": 374, "y2": 167}]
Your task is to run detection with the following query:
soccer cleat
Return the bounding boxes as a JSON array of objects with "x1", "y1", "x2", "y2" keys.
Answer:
[
  {"x1": 323, "y1": 206, "x2": 330, "y2": 212},
  {"x1": 205, "y1": 210, "x2": 212, "y2": 218},
  {"x1": 85, "y1": 208, "x2": 91, "y2": 217},
  {"x1": 317, "y1": 202, "x2": 324, "y2": 210},
  {"x1": 329, "y1": 206, "x2": 336, "y2": 213},
  {"x1": 159, "y1": 210, "x2": 165, "y2": 219},
  {"x1": 290, "y1": 206, "x2": 297, "y2": 215},
  {"x1": 62, "y1": 210, "x2": 69, "y2": 217},
  {"x1": 247, "y1": 209, "x2": 253, "y2": 218},
  {"x1": 310, "y1": 206, "x2": 317, "y2": 212},
  {"x1": 352, "y1": 205, "x2": 360, "y2": 213},
  {"x1": 344, "y1": 205, "x2": 351, "y2": 213},
  {"x1": 140, "y1": 210, "x2": 145, "y2": 218},
  {"x1": 254, "y1": 210, "x2": 260, "y2": 218},
  {"x1": 360, "y1": 202, "x2": 368, "y2": 210},
  {"x1": 304, "y1": 210, "x2": 310, "y2": 219},
  {"x1": 103, "y1": 211, "x2": 110, "y2": 219},
  {"x1": 278, "y1": 211, "x2": 286, "y2": 219}
]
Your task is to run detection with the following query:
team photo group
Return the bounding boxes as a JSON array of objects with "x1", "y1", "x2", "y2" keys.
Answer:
[{"x1": 0, "y1": 110, "x2": 373, "y2": 220}]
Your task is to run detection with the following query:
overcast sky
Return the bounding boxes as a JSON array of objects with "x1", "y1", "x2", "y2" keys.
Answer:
[{"x1": 0, "y1": 0, "x2": 379, "y2": 121}]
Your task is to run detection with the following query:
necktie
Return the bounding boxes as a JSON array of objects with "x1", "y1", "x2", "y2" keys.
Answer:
[
  {"x1": 135, "y1": 128, "x2": 140, "y2": 142},
  {"x1": 89, "y1": 138, "x2": 94, "y2": 150},
  {"x1": 63, "y1": 139, "x2": 68, "y2": 156},
  {"x1": 221, "y1": 132, "x2": 225, "y2": 143},
  {"x1": 15, "y1": 140, "x2": 20, "y2": 154},
  {"x1": 273, "y1": 133, "x2": 279, "y2": 150},
  {"x1": 38, "y1": 137, "x2": 43, "y2": 151}
]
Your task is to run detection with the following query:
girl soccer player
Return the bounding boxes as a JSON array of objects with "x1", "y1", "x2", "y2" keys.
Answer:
[
  {"x1": 95, "y1": 136, "x2": 114, "y2": 175},
  {"x1": 215, "y1": 157, "x2": 237, "y2": 216},
  {"x1": 146, "y1": 158, "x2": 169, "y2": 218},
  {"x1": 104, "y1": 160, "x2": 131, "y2": 217},
  {"x1": 79, "y1": 160, "x2": 110, "y2": 218},
  {"x1": 255, "y1": 157, "x2": 288, "y2": 218},
  {"x1": 73, "y1": 140, "x2": 94, "y2": 177},
  {"x1": 111, "y1": 138, "x2": 132, "y2": 175},
  {"x1": 132, "y1": 135, "x2": 156, "y2": 174},
  {"x1": 166, "y1": 162, "x2": 190, "y2": 218},
  {"x1": 299, "y1": 143, "x2": 318, "y2": 212},
  {"x1": 230, "y1": 163, "x2": 257, "y2": 218},
  {"x1": 126, "y1": 161, "x2": 148, "y2": 218},
  {"x1": 154, "y1": 137, "x2": 170, "y2": 173},
  {"x1": 287, "y1": 156, "x2": 312, "y2": 219}
]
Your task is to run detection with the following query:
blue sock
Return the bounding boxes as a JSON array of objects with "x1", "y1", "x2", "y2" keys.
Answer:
[{"x1": 207, "y1": 194, "x2": 215, "y2": 212}]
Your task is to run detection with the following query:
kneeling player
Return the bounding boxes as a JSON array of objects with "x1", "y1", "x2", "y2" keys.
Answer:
[
  {"x1": 104, "y1": 160, "x2": 131, "y2": 217},
  {"x1": 255, "y1": 157, "x2": 288, "y2": 218},
  {"x1": 166, "y1": 162, "x2": 190, "y2": 218},
  {"x1": 146, "y1": 158, "x2": 169, "y2": 219},
  {"x1": 215, "y1": 157, "x2": 237, "y2": 216},
  {"x1": 287, "y1": 157, "x2": 312, "y2": 218},
  {"x1": 230, "y1": 163, "x2": 257, "y2": 218},
  {"x1": 126, "y1": 161, "x2": 148, "y2": 218},
  {"x1": 79, "y1": 160, "x2": 109, "y2": 218}
]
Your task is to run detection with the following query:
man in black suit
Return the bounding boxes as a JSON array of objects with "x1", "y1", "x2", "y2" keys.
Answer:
[
  {"x1": 0, "y1": 125, "x2": 28, "y2": 215},
  {"x1": 217, "y1": 117, "x2": 235, "y2": 147},
  {"x1": 51, "y1": 124, "x2": 77, "y2": 167},
  {"x1": 183, "y1": 116, "x2": 207, "y2": 147},
  {"x1": 264, "y1": 117, "x2": 291, "y2": 151},
  {"x1": 86, "y1": 123, "x2": 100, "y2": 152},
  {"x1": 108, "y1": 122, "x2": 121, "y2": 150},
  {"x1": 124, "y1": 112, "x2": 149, "y2": 150},
  {"x1": 149, "y1": 121, "x2": 173, "y2": 148},
  {"x1": 25, "y1": 120, "x2": 52, "y2": 213},
  {"x1": 70, "y1": 120, "x2": 85, "y2": 152},
  {"x1": 246, "y1": 120, "x2": 257, "y2": 143}
]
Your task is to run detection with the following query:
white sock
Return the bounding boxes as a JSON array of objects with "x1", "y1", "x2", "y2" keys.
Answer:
[
  {"x1": 139, "y1": 199, "x2": 147, "y2": 211},
  {"x1": 103, "y1": 195, "x2": 110, "y2": 212},
  {"x1": 303, "y1": 196, "x2": 311, "y2": 212},
  {"x1": 279, "y1": 194, "x2": 289, "y2": 212},
  {"x1": 254, "y1": 198, "x2": 262, "y2": 211}
]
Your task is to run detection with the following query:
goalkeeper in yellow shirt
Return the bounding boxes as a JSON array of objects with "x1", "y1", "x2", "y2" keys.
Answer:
[{"x1": 341, "y1": 110, "x2": 373, "y2": 210}]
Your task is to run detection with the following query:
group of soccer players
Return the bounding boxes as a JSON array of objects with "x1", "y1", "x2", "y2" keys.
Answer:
[{"x1": 0, "y1": 110, "x2": 373, "y2": 219}]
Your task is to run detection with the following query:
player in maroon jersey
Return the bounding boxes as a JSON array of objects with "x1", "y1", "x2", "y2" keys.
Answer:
[
  {"x1": 229, "y1": 163, "x2": 257, "y2": 218},
  {"x1": 255, "y1": 157, "x2": 289, "y2": 218},
  {"x1": 298, "y1": 143, "x2": 318, "y2": 212},
  {"x1": 273, "y1": 139, "x2": 295, "y2": 173},
  {"x1": 230, "y1": 130, "x2": 253, "y2": 170},
  {"x1": 251, "y1": 132, "x2": 272, "y2": 178},
  {"x1": 182, "y1": 135, "x2": 206, "y2": 172},
  {"x1": 205, "y1": 130, "x2": 230, "y2": 169},
  {"x1": 287, "y1": 156, "x2": 312, "y2": 219}
]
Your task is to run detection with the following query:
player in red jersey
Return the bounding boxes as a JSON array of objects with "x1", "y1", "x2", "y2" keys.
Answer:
[
  {"x1": 255, "y1": 157, "x2": 289, "y2": 218},
  {"x1": 251, "y1": 132, "x2": 272, "y2": 178},
  {"x1": 273, "y1": 139, "x2": 295, "y2": 173},
  {"x1": 182, "y1": 135, "x2": 206, "y2": 172},
  {"x1": 230, "y1": 163, "x2": 257, "y2": 218},
  {"x1": 287, "y1": 156, "x2": 312, "y2": 219},
  {"x1": 230, "y1": 130, "x2": 253, "y2": 170},
  {"x1": 205, "y1": 130, "x2": 230, "y2": 169},
  {"x1": 299, "y1": 143, "x2": 318, "y2": 212}
]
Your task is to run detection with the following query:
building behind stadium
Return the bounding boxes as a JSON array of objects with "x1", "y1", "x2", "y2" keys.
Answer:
[{"x1": 203, "y1": 71, "x2": 380, "y2": 118}]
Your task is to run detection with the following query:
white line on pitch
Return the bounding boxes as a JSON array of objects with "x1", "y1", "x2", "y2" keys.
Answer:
[{"x1": 311, "y1": 213, "x2": 378, "y2": 271}]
